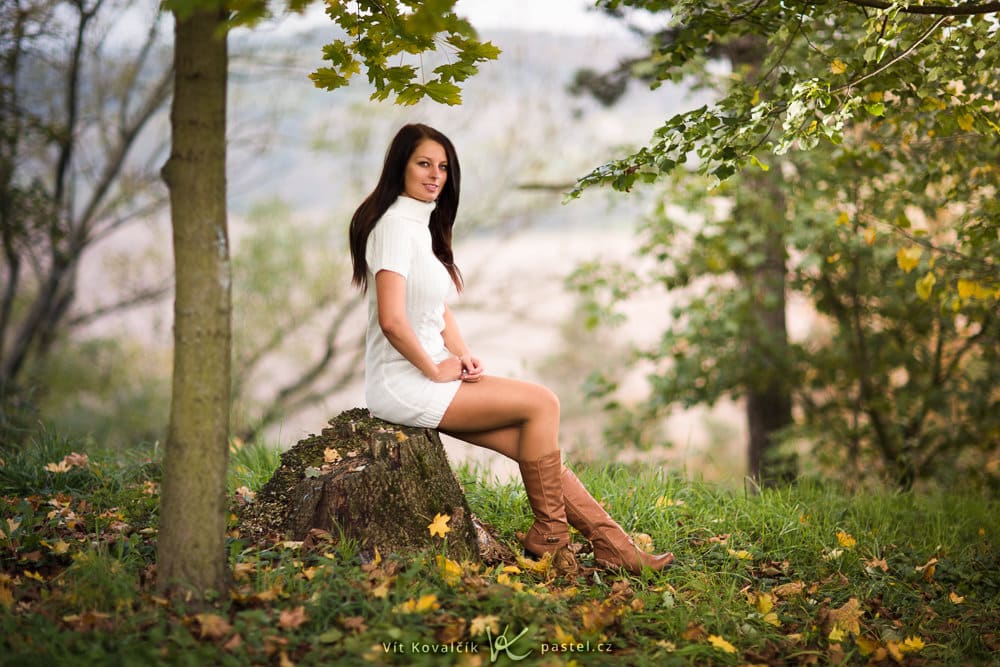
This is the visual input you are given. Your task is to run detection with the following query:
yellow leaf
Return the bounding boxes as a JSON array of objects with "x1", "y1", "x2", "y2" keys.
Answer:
[
  {"x1": 469, "y1": 614, "x2": 500, "y2": 637},
  {"x1": 44, "y1": 460, "x2": 72, "y2": 473},
  {"x1": 896, "y1": 246, "x2": 922, "y2": 273},
  {"x1": 323, "y1": 448, "x2": 341, "y2": 464},
  {"x1": 856, "y1": 636, "x2": 879, "y2": 656},
  {"x1": 24, "y1": 571, "x2": 45, "y2": 582},
  {"x1": 957, "y1": 279, "x2": 976, "y2": 299},
  {"x1": 949, "y1": 591, "x2": 965, "y2": 604},
  {"x1": 754, "y1": 592, "x2": 774, "y2": 614},
  {"x1": 501, "y1": 565, "x2": 522, "y2": 574},
  {"x1": 708, "y1": 634, "x2": 738, "y2": 654},
  {"x1": 728, "y1": 548, "x2": 753, "y2": 561},
  {"x1": 750, "y1": 155, "x2": 770, "y2": 172},
  {"x1": 836, "y1": 211, "x2": 850, "y2": 226},
  {"x1": 49, "y1": 540, "x2": 71, "y2": 555},
  {"x1": 886, "y1": 640, "x2": 904, "y2": 662},
  {"x1": 836, "y1": 531, "x2": 857, "y2": 549},
  {"x1": 436, "y1": 555, "x2": 462, "y2": 586},
  {"x1": 553, "y1": 624, "x2": 576, "y2": 644},
  {"x1": 916, "y1": 272, "x2": 936, "y2": 301},
  {"x1": 762, "y1": 612, "x2": 780, "y2": 627},
  {"x1": 829, "y1": 626, "x2": 846, "y2": 642},
  {"x1": 395, "y1": 594, "x2": 440, "y2": 614},
  {"x1": 867, "y1": 91, "x2": 884, "y2": 102},
  {"x1": 864, "y1": 227, "x2": 877, "y2": 245},
  {"x1": 900, "y1": 636, "x2": 925, "y2": 653},
  {"x1": 428, "y1": 513, "x2": 451, "y2": 538},
  {"x1": 0, "y1": 585, "x2": 13, "y2": 610},
  {"x1": 957, "y1": 112, "x2": 974, "y2": 132},
  {"x1": 751, "y1": 89, "x2": 760, "y2": 105},
  {"x1": 371, "y1": 580, "x2": 391, "y2": 599},
  {"x1": 830, "y1": 58, "x2": 847, "y2": 75}
]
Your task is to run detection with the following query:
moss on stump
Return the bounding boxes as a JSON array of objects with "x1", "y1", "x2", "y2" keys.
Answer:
[{"x1": 237, "y1": 408, "x2": 513, "y2": 564}]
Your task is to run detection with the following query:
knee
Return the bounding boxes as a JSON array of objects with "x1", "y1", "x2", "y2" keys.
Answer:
[{"x1": 531, "y1": 384, "x2": 560, "y2": 420}]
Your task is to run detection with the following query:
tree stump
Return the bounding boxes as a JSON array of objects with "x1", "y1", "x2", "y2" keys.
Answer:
[{"x1": 237, "y1": 408, "x2": 514, "y2": 564}]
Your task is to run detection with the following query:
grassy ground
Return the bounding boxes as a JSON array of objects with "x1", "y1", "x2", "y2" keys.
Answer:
[{"x1": 2, "y1": 433, "x2": 999, "y2": 666}]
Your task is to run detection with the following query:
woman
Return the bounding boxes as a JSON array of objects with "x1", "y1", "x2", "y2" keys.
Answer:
[{"x1": 349, "y1": 123, "x2": 673, "y2": 574}]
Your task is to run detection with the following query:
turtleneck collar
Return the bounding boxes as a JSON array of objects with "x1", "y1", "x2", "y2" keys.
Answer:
[{"x1": 389, "y1": 194, "x2": 437, "y2": 223}]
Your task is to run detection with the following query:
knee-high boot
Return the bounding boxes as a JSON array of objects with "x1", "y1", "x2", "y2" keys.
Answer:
[
  {"x1": 517, "y1": 451, "x2": 578, "y2": 573},
  {"x1": 561, "y1": 467, "x2": 674, "y2": 574}
]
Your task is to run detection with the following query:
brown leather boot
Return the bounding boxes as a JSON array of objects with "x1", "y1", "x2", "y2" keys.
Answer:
[
  {"x1": 561, "y1": 467, "x2": 674, "y2": 574},
  {"x1": 518, "y1": 451, "x2": 577, "y2": 573}
]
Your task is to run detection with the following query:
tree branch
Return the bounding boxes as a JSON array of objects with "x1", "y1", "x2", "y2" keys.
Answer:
[
  {"x1": 66, "y1": 281, "x2": 172, "y2": 329},
  {"x1": 842, "y1": 0, "x2": 1000, "y2": 16}
]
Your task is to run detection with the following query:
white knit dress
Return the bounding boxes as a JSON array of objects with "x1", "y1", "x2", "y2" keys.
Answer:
[{"x1": 363, "y1": 195, "x2": 462, "y2": 428}]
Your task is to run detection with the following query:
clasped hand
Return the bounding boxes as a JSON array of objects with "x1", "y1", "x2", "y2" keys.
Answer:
[{"x1": 434, "y1": 354, "x2": 483, "y2": 383}]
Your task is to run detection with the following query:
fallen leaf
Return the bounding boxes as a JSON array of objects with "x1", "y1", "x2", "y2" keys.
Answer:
[
  {"x1": 949, "y1": 591, "x2": 965, "y2": 604},
  {"x1": 855, "y1": 636, "x2": 879, "y2": 656},
  {"x1": 632, "y1": 533, "x2": 654, "y2": 553},
  {"x1": 323, "y1": 448, "x2": 341, "y2": 464},
  {"x1": 900, "y1": 636, "x2": 925, "y2": 653},
  {"x1": 708, "y1": 634, "x2": 737, "y2": 654},
  {"x1": 864, "y1": 557, "x2": 889, "y2": 573},
  {"x1": 428, "y1": 513, "x2": 451, "y2": 538},
  {"x1": 915, "y1": 557, "x2": 938, "y2": 582},
  {"x1": 437, "y1": 555, "x2": 462, "y2": 586},
  {"x1": 470, "y1": 614, "x2": 500, "y2": 637},
  {"x1": 827, "y1": 597, "x2": 863, "y2": 636},
  {"x1": 728, "y1": 548, "x2": 753, "y2": 561},
  {"x1": 395, "y1": 594, "x2": 440, "y2": 614},
  {"x1": 436, "y1": 616, "x2": 466, "y2": 644},
  {"x1": 223, "y1": 633, "x2": 243, "y2": 651},
  {"x1": 279, "y1": 606, "x2": 308, "y2": 630},
  {"x1": 341, "y1": 616, "x2": 367, "y2": 634},
  {"x1": 195, "y1": 613, "x2": 232, "y2": 640},
  {"x1": 836, "y1": 531, "x2": 857, "y2": 549},
  {"x1": 681, "y1": 622, "x2": 706, "y2": 642},
  {"x1": 553, "y1": 624, "x2": 575, "y2": 644},
  {"x1": 773, "y1": 581, "x2": 806, "y2": 598},
  {"x1": 279, "y1": 650, "x2": 295, "y2": 667},
  {"x1": 754, "y1": 592, "x2": 774, "y2": 614}
]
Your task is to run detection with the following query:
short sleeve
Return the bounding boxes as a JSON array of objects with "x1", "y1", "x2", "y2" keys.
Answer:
[{"x1": 366, "y1": 216, "x2": 415, "y2": 279}]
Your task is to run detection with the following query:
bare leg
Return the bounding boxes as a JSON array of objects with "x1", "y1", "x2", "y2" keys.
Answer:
[
  {"x1": 440, "y1": 377, "x2": 575, "y2": 570},
  {"x1": 438, "y1": 376, "x2": 561, "y2": 463}
]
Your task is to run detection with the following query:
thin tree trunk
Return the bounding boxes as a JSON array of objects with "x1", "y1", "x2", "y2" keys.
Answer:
[
  {"x1": 729, "y1": 37, "x2": 795, "y2": 486},
  {"x1": 157, "y1": 5, "x2": 231, "y2": 600}
]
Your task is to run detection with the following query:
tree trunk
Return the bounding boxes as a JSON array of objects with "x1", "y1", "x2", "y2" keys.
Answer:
[
  {"x1": 728, "y1": 37, "x2": 796, "y2": 486},
  {"x1": 157, "y1": 5, "x2": 231, "y2": 600},
  {"x1": 238, "y1": 408, "x2": 513, "y2": 565}
]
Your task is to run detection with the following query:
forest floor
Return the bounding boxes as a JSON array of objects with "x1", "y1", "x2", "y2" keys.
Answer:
[{"x1": 2, "y1": 433, "x2": 999, "y2": 666}]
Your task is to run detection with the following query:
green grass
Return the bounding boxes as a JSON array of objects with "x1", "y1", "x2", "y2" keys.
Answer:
[{"x1": 2, "y1": 438, "x2": 999, "y2": 666}]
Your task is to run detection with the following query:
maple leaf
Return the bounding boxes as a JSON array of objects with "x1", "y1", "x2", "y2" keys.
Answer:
[
  {"x1": 323, "y1": 448, "x2": 341, "y2": 464},
  {"x1": 864, "y1": 557, "x2": 889, "y2": 573},
  {"x1": 496, "y1": 573, "x2": 524, "y2": 592},
  {"x1": 470, "y1": 614, "x2": 500, "y2": 637},
  {"x1": 728, "y1": 548, "x2": 753, "y2": 561},
  {"x1": 708, "y1": 634, "x2": 738, "y2": 654},
  {"x1": 44, "y1": 460, "x2": 72, "y2": 473},
  {"x1": 827, "y1": 597, "x2": 863, "y2": 636},
  {"x1": 428, "y1": 513, "x2": 451, "y2": 538},
  {"x1": 855, "y1": 636, "x2": 879, "y2": 656},
  {"x1": 836, "y1": 531, "x2": 857, "y2": 549},
  {"x1": 900, "y1": 636, "x2": 926, "y2": 653},
  {"x1": 195, "y1": 613, "x2": 232, "y2": 640},
  {"x1": 279, "y1": 606, "x2": 308, "y2": 630},
  {"x1": 949, "y1": 591, "x2": 965, "y2": 604},
  {"x1": 753, "y1": 592, "x2": 774, "y2": 614},
  {"x1": 830, "y1": 58, "x2": 847, "y2": 75}
]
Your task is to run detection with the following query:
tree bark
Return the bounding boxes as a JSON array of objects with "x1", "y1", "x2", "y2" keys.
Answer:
[
  {"x1": 238, "y1": 408, "x2": 513, "y2": 565},
  {"x1": 157, "y1": 5, "x2": 231, "y2": 600}
]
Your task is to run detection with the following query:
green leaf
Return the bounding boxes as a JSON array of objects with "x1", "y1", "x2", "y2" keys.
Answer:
[{"x1": 424, "y1": 80, "x2": 463, "y2": 105}]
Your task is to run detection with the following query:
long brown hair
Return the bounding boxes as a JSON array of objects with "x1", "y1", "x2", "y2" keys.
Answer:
[{"x1": 349, "y1": 123, "x2": 463, "y2": 292}]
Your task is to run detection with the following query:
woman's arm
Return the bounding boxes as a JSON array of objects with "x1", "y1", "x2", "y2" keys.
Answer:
[
  {"x1": 442, "y1": 305, "x2": 483, "y2": 381},
  {"x1": 375, "y1": 270, "x2": 463, "y2": 382}
]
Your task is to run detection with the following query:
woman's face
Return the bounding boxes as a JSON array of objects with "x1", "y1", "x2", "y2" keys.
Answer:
[{"x1": 403, "y1": 139, "x2": 448, "y2": 202}]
